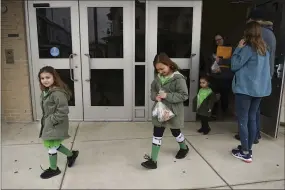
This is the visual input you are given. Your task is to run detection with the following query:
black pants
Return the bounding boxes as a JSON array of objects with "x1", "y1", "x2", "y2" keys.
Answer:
[
  {"x1": 200, "y1": 115, "x2": 210, "y2": 130},
  {"x1": 153, "y1": 126, "x2": 181, "y2": 138},
  {"x1": 211, "y1": 78, "x2": 232, "y2": 114}
]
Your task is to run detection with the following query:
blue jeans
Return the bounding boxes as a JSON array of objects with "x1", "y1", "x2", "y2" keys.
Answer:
[{"x1": 235, "y1": 94, "x2": 262, "y2": 151}]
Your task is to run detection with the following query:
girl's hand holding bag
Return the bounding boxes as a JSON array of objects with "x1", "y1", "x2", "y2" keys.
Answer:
[{"x1": 152, "y1": 102, "x2": 175, "y2": 122}]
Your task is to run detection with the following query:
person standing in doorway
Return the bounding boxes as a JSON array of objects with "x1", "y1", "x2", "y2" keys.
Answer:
[
  {"x1": 38, "y1": 66, "x2": 79, "y2": 179},
  {"x1": 234, "y1": 8, "x2": 276, "y2": 143},
  {"x1": 209, "y1": 34, "x2": 234, "y2": 119},
  {"x1": 231, "y1": 21, "x2": 271, "y2": 163},
  {"x1": 141, "y1": 53, "x2": 189, "y2": 169},
  {"x1": 193, "y1": 76, "x2": 217, "y2": 135}
]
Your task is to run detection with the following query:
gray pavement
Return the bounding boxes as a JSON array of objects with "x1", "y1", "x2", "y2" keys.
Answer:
[{"x1": 2, "y1": 121, "x2": 284, "y2": 189}]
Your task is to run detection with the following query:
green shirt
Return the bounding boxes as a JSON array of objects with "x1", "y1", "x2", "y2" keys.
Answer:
[
  {"x1": 43, "y1": 90, "x2": 49, "y2": 98},
  {"x1": 197, "y1": 88, "x2": 212, "y2": 108},
  {"x1": 158, "y1": 75, "x2": 171, "y2": 85}
]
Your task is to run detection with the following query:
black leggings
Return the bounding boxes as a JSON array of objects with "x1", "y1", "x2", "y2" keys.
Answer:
[
  {"x1": 200, "y1": 115, "x2": 210, "y2": 129},
  {"x1": 153, "y1": 126, "x2": 181, "y2": 138}
]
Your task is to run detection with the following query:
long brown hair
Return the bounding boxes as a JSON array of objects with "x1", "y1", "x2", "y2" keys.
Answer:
[
  {"x1": 153, "y1": 52, "x2": 180, "y2": 73},
  {"x1": 38, "y1": 66, "x2": 72, "y2": 98},
  {"x1": 244, "y1": 21, "x2": 267, "y2": 56}
]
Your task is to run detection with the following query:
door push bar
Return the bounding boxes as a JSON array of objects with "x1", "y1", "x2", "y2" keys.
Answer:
[{"x1": 69, "y1": 53, "x2": 78, "y2": 82}]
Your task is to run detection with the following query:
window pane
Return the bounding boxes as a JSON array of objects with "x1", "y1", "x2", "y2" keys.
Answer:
[
  {"x1": 36, "y1": 8, "x2": 72, "y2": 58},
  {"x1": 179, "y1": 69, "x2": 190, "y2": 106},
  {"x1": 157, "y1": 7, "x2": 193, "y2": 58},
  {"x1": 55, "y1": 69, "x2": 75, "y2": 106},
  {"x1": 90, "y1": 69, "x2": 124, "y2": 106},
  {"x1": 135, "y1": 1, "x2": 146, "y2": 62},
  {"x1": 88, "y1": 7, "x2": 123, "y2": 58},
  {"x1": 135, "y1": 65, "x2": 145, "y2": 106}
]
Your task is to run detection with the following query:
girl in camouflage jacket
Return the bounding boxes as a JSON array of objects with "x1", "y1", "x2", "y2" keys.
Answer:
[
  {"x1": 141, "y1": 53, "x2": 189, "y2": 169},
  {"x1": 38, "y1": 66, "x2": 79, "y2": 179}
]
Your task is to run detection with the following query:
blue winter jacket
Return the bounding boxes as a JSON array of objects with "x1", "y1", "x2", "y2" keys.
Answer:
[{"x1": 231, "y1": 46, "x2": 272, "y2": 97}]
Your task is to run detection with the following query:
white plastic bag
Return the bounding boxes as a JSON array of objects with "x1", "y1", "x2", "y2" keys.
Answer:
[
  {"x1": 211, "y1": 61, "x2": 220, "y2": 71},
  {"x1": 152, "y1": 102, "x2": 175, "y2": 122}
]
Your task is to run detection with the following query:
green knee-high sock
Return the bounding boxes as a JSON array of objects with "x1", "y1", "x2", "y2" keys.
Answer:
[
  {"x1": 176, "y1": 133, "x2": 187, "y2": 149},
  {"x1": 179, "y1": 141, "x2": 187, "y2": 149},
  {"x1": 49, "y1": 153, "x2": 58, "y2": 170},
  {"x1": 151, "y1": 144, "x2": 161, "y2": 162},
  {"x1": 57, "y1": 144, "x2": 73, "y2": 157}
]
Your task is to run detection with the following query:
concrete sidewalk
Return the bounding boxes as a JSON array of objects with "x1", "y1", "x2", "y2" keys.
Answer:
[{"x1": 2, "y1": 122, "x2": 285, "y2": 189}]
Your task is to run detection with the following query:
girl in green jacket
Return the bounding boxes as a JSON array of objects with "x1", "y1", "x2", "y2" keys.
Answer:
[
  {"x1": 141, "y1": 53, "x2": 189, "y2": 169},
  {"x1": 38, "y1": 66, "x2": 79, "y2": 179}
]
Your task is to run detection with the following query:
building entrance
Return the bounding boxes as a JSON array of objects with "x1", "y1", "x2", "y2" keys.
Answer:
[{"x1": 27, "y1": 0, "x2": 202, "y2": 121}]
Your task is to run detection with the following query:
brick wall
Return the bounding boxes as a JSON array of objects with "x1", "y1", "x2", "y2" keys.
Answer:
[{"x1": 1, "y1": 0, "x2": 33, "y2": 122}]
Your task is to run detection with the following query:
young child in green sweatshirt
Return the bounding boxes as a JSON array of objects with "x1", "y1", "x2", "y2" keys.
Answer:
[{"x1": 193, "y1": 76, "x2": 217, "y2": 135}]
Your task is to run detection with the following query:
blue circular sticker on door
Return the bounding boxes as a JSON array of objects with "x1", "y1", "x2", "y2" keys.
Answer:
[{"x1": 50, "y1": 47, "x2": 60, "y2": 57}]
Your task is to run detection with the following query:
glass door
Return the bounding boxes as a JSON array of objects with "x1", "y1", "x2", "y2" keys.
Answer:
[
  {"x1": 27, "y1": 1, "x2": 83, "y2": 120},
  {"x1": 79, "y1": 1, "x2": 134, "y2": 121},
  {"x1": 146, "y1": 1, "x2": 202, "y2": 121}
]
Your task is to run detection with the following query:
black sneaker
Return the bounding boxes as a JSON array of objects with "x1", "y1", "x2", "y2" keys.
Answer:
[
  {"x1": 40, "y1": 167, "x2": 61, "y2": 179},
  {"x1": 254, "y1": 139, "x2": 259, "y2": 144},
  {"x1": 197, "y1": 127, "x2": 204, "y2": 133},
  {"x1": 141, "y1": 154, "x2": 157, "y2": 169},
  {"x1": 203, "y1": 127, "x2": 211, "y2": 135},
  {"x1": 234, "y1": 134, "x2": 240, "y2": 140},
  {"x1": 236, "y1": 145, "x2": 252, "y2": 158},
  {"x1": 67, "y1": 150, "x2": 79, "y2": 167},
  {"x1": 175, "y1": 145, "x2": 189, "y2": 159}
]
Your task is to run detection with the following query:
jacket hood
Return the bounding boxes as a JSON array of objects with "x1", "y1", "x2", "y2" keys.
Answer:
[
  {"x1": 172, "y1": 71, "x2": 186, "y2": 79},
  {"x1": 257, "y1": 20, "x2": 273, "y2": 30},
  {"x1": 157, "y1": 71, "x2": 186, "y2": 80},
  {"x1": 49, "y1": 87, "x2": 71, "y2": 101}
]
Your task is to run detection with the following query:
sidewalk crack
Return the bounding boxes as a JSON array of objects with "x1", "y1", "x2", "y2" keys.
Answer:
[
  {"x1": 185, "y1": 138, "x2": 233, "y2": 190},
  {"x1": 59, "y1": 122, "x2": 81, "y2": 189}
]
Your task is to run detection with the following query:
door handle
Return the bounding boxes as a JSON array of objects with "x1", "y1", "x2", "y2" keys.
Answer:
[
  {"x1": 189, "y1": 53, "x2": 196, "y2": 70},
  {"x1": 189, "y1": 53, "x2": 196, "y2": 82},
  {"x1": 84, "y1": 53, "x2": 91, "y2": 82},
  {"x1": 68, "y1": 53, "x2": 78, "y2": 82}
]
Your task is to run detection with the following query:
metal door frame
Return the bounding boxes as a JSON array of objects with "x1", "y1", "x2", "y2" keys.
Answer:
[
  {"x1": 26, "y1": 0, "x2": 83, "y2": 121},
  {"x1": 145, "y1": 0, "x2": 203, "y2": 121},
  {"x1": 79, "y1": 0, "x2": 134, "y2": 121}
]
